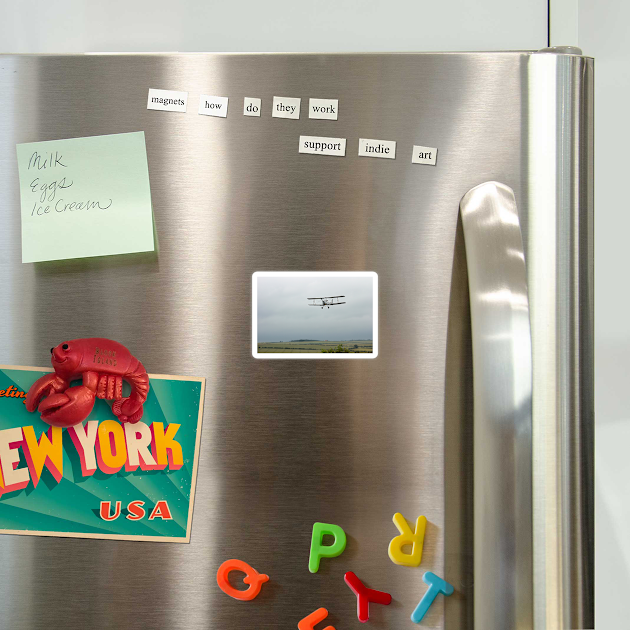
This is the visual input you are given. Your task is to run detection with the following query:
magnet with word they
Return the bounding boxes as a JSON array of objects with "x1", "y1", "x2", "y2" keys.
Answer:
[
  {"x1": 216, "y1": 559, "x2": 269, "y2": 601},
  {"x1": 388, "y1": 512, "x2": 427, "y2": 567},
  {"x1": 308, "y1": 522, "x2": 347, "y2": 573}
]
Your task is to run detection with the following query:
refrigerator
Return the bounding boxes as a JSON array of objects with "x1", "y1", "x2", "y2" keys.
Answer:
[{"x1": 0, "y1": 50, "x2": 593, "y2": 629}]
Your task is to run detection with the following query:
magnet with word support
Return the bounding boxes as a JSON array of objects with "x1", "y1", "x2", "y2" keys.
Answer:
[
  {"x1": 410, "y1": 571, "x2": 454, "y2": 623},
  {"x1": 298, "y1": 607, "x2": 335, "y2": 630},
  {"x1": 388, "y1": 512, "x2": 427, "y2": 567},
  {"x1": 308, "y1": 522, "x2": 347, "y2": 573},
  {"x1": 344, "y1": 571, "x2": 392, "y2": 622},
  {"x1": 216, "y1": 559, "x2": 269, "y2": 601}
]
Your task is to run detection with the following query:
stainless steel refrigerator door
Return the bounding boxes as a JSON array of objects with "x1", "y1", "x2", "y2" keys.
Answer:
[{"x1": 0, "y1": 52, "x2": 593, "y2": 629}]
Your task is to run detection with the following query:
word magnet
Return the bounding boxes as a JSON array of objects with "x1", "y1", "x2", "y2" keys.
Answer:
[
  {"x1": 358, "y1": 138, "x2": 396, "y2": 159},
  {"x1": 272, "y1": 96, "x2": 301, "y2": 119},
  {"x1": 388, "y1": 512, "x2": 427, "y2": 566},
  {"x1": 308, "y1": 98, "x2": 338, "y2": 120},
  {"x1": 411, "y1": 145, "x2": 438, "y2": 166},
  {"x1": 216, "y1": 559, "x2": 269, "y2": 601},
  {"x1": 243, "y1": 97, "x2": 261, "y2": 117},
  {"x1": 308, "y1": 522, "x2": 346, "y2": 573},
  {"x1": 411, "y1": 572, "x2": 454, "y2": 624},
  {"x1": 198, "y1": 95, "x2": 228, "y2": 118},
  {"x1": 344, "y1": 571, "x2": 392, "y2": 622},
  {"x1": 299, "y1": 136, "x2": 346, "y2": 157},
  {"x1": 147, "y1": 88, "x2": 187, "y2": 112}
]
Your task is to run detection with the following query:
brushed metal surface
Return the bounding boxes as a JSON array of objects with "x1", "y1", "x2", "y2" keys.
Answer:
[
  {"x1": 460, "y1": 182, "x2": 533, "y2": 630},
  {"x1": 527, "y1": 53, "x2": 595, "y2": 629},
  {"x1": 0, "y1": 52, "x2": 593, "y2": 629}
]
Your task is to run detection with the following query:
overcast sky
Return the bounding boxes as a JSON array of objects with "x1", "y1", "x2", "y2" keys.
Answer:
[{"x1": 257, "y1": 276, "x2": 374, "y2": 341}]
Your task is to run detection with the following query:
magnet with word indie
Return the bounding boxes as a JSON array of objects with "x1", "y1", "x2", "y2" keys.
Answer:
[
  {"x1": 298, "y1": 607, "x2": 335, "y2": 630},
  {"x1": 308, "y1": 522, "x2": 347, "y2": 573},
  {"x1": 388, "y1": 512, "x2": 427, "y2": 567},
  {"x1": 216, "y1": 559, "x2": 269, "y2": 601},
  {"x1": 410, "y1": 571, "x2": 454, "y2": 623},
  {"x1": 25, "y1": 338, "x2": 149, "y2": 428},
  {"x1": 344, "y1": 571, "x2": 392, "y2": 622}
]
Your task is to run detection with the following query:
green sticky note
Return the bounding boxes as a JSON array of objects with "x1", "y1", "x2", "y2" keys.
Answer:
[{"x1": 17, "y1": 131, "x2": 155, "y2": 263}]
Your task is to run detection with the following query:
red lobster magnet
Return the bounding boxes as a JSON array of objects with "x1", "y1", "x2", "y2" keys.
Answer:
[{"x1": 26, "y1": 338, "x2": 149, "y2": 428}]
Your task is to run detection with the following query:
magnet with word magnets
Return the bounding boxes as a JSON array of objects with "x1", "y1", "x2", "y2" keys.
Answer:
[
  {"x1": 344, "y1": 571, "x2": 392, "y2": 622},
  {"x1": 298, "y1": 607, "x2": 335, "y2": 630},
  {"x1": 25, "y1": 338, "x2": 149, "y2": 428},
  {"x1": 410, "y1": 571, "x2": 454, "y2": 624},
  {"x1": 308, "y1": 522, "x2": 347, "y2": 573},
  {"x1": 388, "y1": 512, "x2": 427, "y2": 567},
  {"x1": 216, "y1": 559, "x2": 269, "y2": 601}
]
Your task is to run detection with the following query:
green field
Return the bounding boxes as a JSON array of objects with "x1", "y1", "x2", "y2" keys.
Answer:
[{"x1": 257, "y1": 340, "x2": 373, "y2": 353}]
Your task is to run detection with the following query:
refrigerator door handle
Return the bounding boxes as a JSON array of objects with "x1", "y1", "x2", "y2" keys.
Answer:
[{"x1": 460, "y1": 181, "x2": 533, "y2": 629}]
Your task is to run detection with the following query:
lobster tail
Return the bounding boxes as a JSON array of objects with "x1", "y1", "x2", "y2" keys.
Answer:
[
  {"x1": 112, "y1": 358, "x2": 150, "y2": 423},
  {"x1": 126, "y1": 358, "x2": 150, "y2": 403}
]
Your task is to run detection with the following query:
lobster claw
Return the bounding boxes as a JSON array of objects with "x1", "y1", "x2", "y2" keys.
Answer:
[
  {"x1": 37, "y1": 386, "x2": 96, "y2": 428},
  {"x1": 25, "y1": 373, "x2": 67, "y2": 413}
]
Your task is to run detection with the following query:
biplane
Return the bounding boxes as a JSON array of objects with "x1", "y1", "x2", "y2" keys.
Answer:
[{"x1": 307, "y1": 296, "x2": 346, "y2": 309}]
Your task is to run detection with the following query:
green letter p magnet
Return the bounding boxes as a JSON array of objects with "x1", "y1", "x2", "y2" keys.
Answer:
[{"x1": 308, "y1": 522, "x2": 347, "y2": 573}]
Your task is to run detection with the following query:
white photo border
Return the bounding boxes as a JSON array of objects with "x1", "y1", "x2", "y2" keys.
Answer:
[{"x1": 252, "y1": 271, "x2": 378, "y2": 359}]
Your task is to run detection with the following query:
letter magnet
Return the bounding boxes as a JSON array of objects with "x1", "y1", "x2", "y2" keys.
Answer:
[
  {"x1": 308, "y1": 522, "x2": 347, "y2": 573},
  {"x1": 388, "y1": 512, "x2": 427, "y2": 567},
  {"x1": 216, "y1": 559, "x2": 269, "y2": 601}
]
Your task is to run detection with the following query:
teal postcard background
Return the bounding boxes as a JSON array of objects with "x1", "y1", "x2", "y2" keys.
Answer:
[{"x1": 0, "y1": 367, "x2": 204, "y2": 542}]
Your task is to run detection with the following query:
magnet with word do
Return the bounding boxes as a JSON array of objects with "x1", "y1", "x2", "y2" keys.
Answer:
[
  {"x1": 410, "y1": 572, "x2": 454, "y2": 624},
  {"x1": 216, "y1": 559, "x2": 269, "y2": 601},
  {"x1": 298, "y1": 607, "x2": 335, "y2": 630},
  {"x1": 344, "y1": 571, "x2": 392, "y2": 622},
  {"x1": 308, "y1": 522, "x2": 347, "y2": 573},
  {"x1": 388, "y1": 512, "x2": 427, "y2": 567}
]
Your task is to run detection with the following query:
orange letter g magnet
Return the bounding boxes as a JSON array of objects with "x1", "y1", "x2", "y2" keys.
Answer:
[{"x1": 216, "y1": 559, "x2": 269, "y2": 601}]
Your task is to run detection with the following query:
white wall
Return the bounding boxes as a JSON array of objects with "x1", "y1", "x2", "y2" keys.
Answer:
[
  {"x1": 575, "y1": 2, "x2": 629, "y2": 627},
  {"x1": 0, "y1": 0, "x2": 547, "y2": 53}
]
